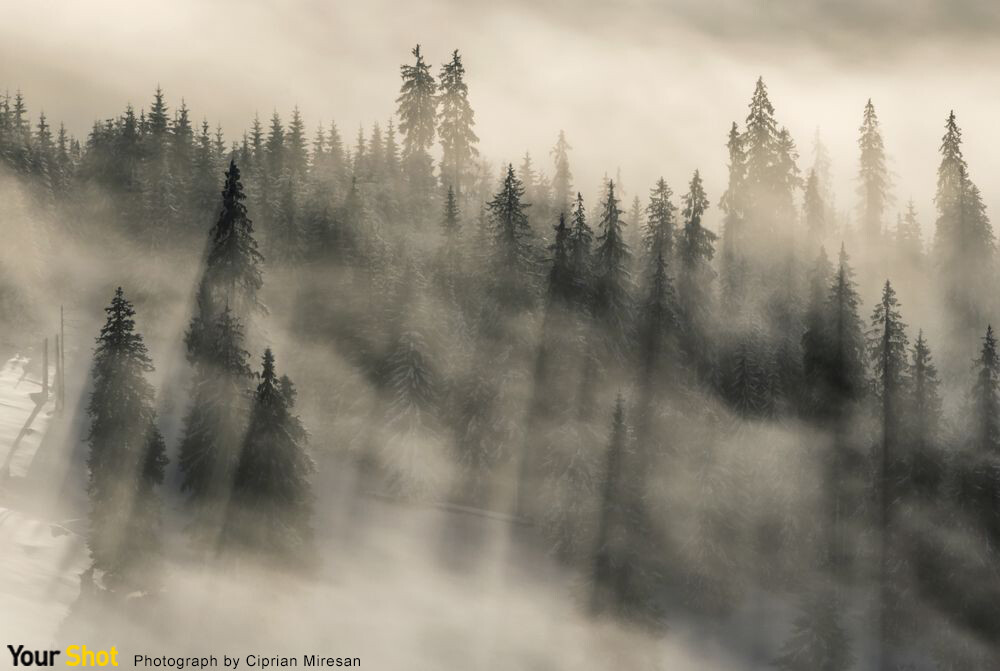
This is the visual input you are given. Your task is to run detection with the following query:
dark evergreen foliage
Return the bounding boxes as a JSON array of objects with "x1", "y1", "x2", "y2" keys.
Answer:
[
  {"x1": 86, "y1": 288, "x2": 167, "y2": 592},
  {"x1": 222, "y1": 349, "x2": 314, "y2": 564}
]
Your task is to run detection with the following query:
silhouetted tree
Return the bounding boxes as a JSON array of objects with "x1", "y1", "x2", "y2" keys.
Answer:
[
  {"x1": 222, "y1": 349, "x2": 314, "y2": 565},
  {"x1": 437, "y1": 50, "x2": 478, "y2": 199},
  {"x1": 86, "y1": 288, "x2": 167, "y2": 592}
]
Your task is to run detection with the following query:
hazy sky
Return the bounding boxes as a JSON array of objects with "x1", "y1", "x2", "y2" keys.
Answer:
[{"x1": 4, "y1": 0, "x2": 1000, "y2": 235}]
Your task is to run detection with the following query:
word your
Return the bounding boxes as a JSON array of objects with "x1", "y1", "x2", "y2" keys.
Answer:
[{"x1": 6, "y1": 645, "x2": 119, "y2": 667}]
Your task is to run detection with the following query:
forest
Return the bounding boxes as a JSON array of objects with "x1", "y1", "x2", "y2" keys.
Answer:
[{"x1": 0, "y1": 42, "x2": 998, "y2": 670}]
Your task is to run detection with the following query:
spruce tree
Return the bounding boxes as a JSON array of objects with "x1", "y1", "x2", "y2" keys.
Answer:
[
  {"x1": 222, "y1": 349, "x2": 314, "y2": 564},
  {"x1": 971, "y1": 325, "x2": 1000, "y2": 459},
  {"x1": 146, "y1": 86, "x2": 170, "y2": 151},
  {"x1": 720, "y1": 121, "x2": 747, "y2": 310},
  {"x1": 485, "y1": 164, "x2": 535, "y2": 313},
  {"x1": 591, "y1": 396, "x2": 657, "y2": 621},
  {"x1": 866, "y1": 279, "x2": 910, "y2": 666},
  {"x1": 895, "y1": 201, "x2": 923, "y2": 266},
  {"x1": 801, "y1": 248, "x2": 833, "y2": 417},
  {"x1": 545, "y1": 213, "x2": 575, "y2": 308},
  {"x1": 726, "y1": 328, "x2": 771, "y2": 418},
  {"x1": 857, "y1": 99, "x2": 890, "y2": 246},
  {"x1": 265, "y1": 112, "x2": 285, "y2": 187},
  {"x1": 591, "y1": 181, "x2": 633, "y2": 358},
  {"x1": 270, "y1": 169, "x2": 301, "y2": 262},
  {"x1": 677, "y1": 170, "x2": 717, "y2": 380},
  {"x1": 811, "y1": 128, "x2": 835, "y2": 217},
  {"x1": 965, "y1": 325, "x2": 1000, "y2": 544},
  {"x1": 825, "y1": 246, "x2": 867, "y2": 416},
  {"x1": 803, "y1": 168, "x2": 825, "y2": 250},
  {"x1": 380, "y1": 285, "x2": 441, "y2": 498},
  {"x1": 396, "y1": 45, "x2": 437, "y2": 215},
  {"x1": 189, "y1": 120, "x2": 219, "y2": 230},
  {"x1": 933, "y1": 111, "x2": 995, "y2": 358},
  {"x1": 437, "y1": 184, "x2": 463, "y2": 290},
  {"x1": 170, "y1": 99, "x2": 194, "y2": 188},
  {"x1": 517, "y1": 152, "x2": 536, "y2": 205},
  {"x1": 642, "y1": 178, "x2": 676, "y2": 262},
  {"x1": 86, "y1": 288, "x2": 167, "y2": 592},
  {"x1": 187, "y1": 159, "x2": 264, "y2": 362},
  {"x1": 141, "y1": 150, "x2": 178, "y2": 251},
  {"x1": 179, "y1": 306, "x2": 253, "y2": 535},
  {"x1": 907, "y1": 331, "x2": 942, "y2": 496},
  {"x1": 636, "y1": 250, "x2": 677, "y2": 385},
  {"x1": 437, "y1": 50, "x2": 478, "y2": 199},
  {"x1": 550, "y1": 130, "x2": 573, "y2": 215},
  {"x1": 568, "y1": 192, "x2": 593, "y2": 307},
  {"x1": 285, "y1": 106, "x2": 309, "y2": 178}
]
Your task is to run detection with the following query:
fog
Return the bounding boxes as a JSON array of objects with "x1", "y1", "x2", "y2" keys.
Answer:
[
  {"x1": 2, "y1": 2, "x2": 1000, "y2": 669},
  {"x1": 5, "y1": 0, "x2": 1000, "y2": 232}
]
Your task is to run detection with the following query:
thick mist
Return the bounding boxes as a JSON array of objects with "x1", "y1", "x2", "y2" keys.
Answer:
[{"x1": 2, "y1": 5, "x2": 1000, "y2": 670}]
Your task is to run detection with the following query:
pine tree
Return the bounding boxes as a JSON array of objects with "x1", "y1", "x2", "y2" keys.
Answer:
[
  {"x1": 187, "y1": 159, "x2": 265, "y2": 362},
  {"x1": 53, "y1": 122, "x2": 73, "y2": 195},
  {"x1": 907, "y1": 331, "x2": 942, "y2": 495},
  {"x1": 141, "y1": 149, "x2": 178, "y2": 251},
  {"x1": 86, "y1": 288, "x2": 167, "y2": 592},
  {"x1": 550, "y1": 130, "x2": 573, "y2": 215},
  {"x1": 266, "y1": 111, "x2": 285, "y2": 181},
  {"x1": 737, "y1": 78, "x2": 800, "y2": 290},
  {"x1": 933, "y1": 111, "x2": 995, "y2": 355},
  {"x1": 590, "y1": 396, "x2": 662, "y2": 624},
  {"x1": 825, "y1": 246, "x2": 867, "y2": 415},
  {"x1": 567, "y1": 192, "x2": 593, "y2": 308},
  {"x1": 857, "y1": 99, "x2": 890, "y2": 246},
  {"x1": 188, "y1": 120, "x2": 220, "y2": 230},
  {"x1": 381, "y1": 308, "x2": 440, "y2": 497},
  {"x1": 803, "y1": 168, "x2": 825, "y2": 250},
  {"x1": 271, "y1": 169, "x2": 301, "y2": 262},
  {"x1": 811, "y1": 127, "x2": 835, "y2": 214},
  {"x1": 591, "y1": 397, "x2": 633, "y2": 610},
  {"x1": 591, "y1": 181, "x2": 632, "y2": 358},
  {"x1": 677, "y1": 170, "x2": 717, "y2": 379},
  {"x1": 866, "y1": 279, "x2": 910, "y2": 666},
  {"x1": 397, "y1": 45, "x2": 437, "y2": 158},
  {"x1": 636, "y1": 250, "x2": 677, "y2": 384},
  {"x1": 868, "y1": 280, "x2": 909, "y2": 405},
  {"x1": 772, "y1": 590, "x2": 854, "y2": 671},
  {"x1": 625, "y1": 196, "x2": 642, "y2": 260},
  {"x1": 485, "y1": 164, "x2": 535, "y2": 313},
  {"x1": 285, "y1": 106, "x2": 308, "y2": 178},
  {"x1": 517, "y1": 151, "x2": 536, "y2": 204},
  {"x1": 383, "y1": 118, "x2": 401, "y2": 191},
  {"x1": 720, "y1": 121, "x2": 747, "y2": 309},
  {"x1": 642, "y1": 178, "x2": 676, "y2": 262},
  {"x1": 146, "y1": 86, "x2": 170, "y2": 151},
  {"x1": 396, "y1": 45, "x2": 437, "y2": 215},
  {"x1": 726, "y1": 328, "x2": 770, "y2": 418},
  {"x1": 437, "y1": 50, "x2": 478, "y2": 199},
  {"x1": 971, "y1": 325, "x2": 1000, "y2": 458},
  {"x1": 179, "y1": 306, "x2": 253, "y2": 534},
  {"x1": 964, "y1": 325, "x2": 1000, "y2": 544},
  {"x1": 368, "y1": 122, "x2": 386, "y2": 183},
  {"x1": 437, "y1": 185, "x2": 463, "y2": 291},
  {"x1": 895, "y1": 200, "x2": 923, "y2": 268},
  {"x1": 743, "y1": 77, "x2": 779, "y2": 200},
  {"x1": 170, "y1": 99, "x2": 194, "y2": 187},
  {"x1": 222, "y1": 349, "x2": 314, "y2": 564}
]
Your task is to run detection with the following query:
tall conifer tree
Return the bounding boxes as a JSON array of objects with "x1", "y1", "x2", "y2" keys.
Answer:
[
  {"x1": 86, "y1": 288, "x2": 167, "y2": 591},
  {"x1": 437, "y1": 50, "x2": 478, "y2": 199}
]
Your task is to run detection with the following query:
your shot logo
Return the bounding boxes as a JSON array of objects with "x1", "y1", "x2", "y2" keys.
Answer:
[{"x1": 7, "y1": 644, "x2": 120, "y2": 667}]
